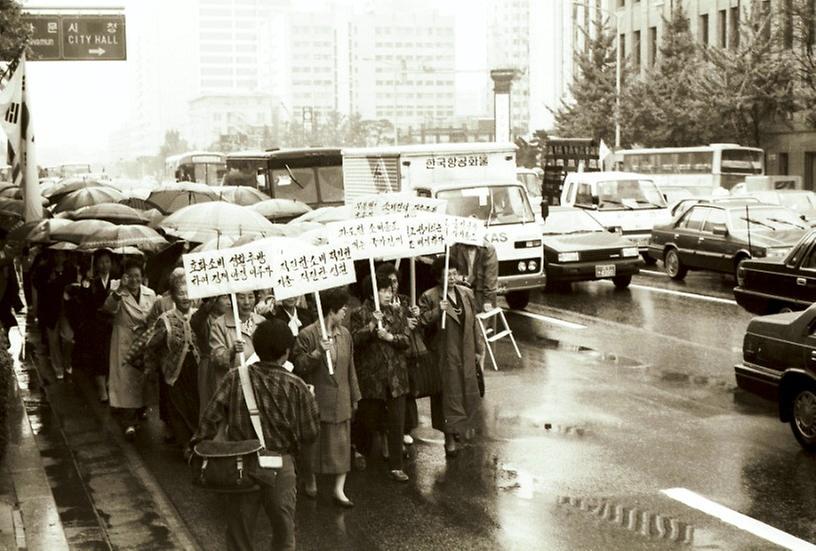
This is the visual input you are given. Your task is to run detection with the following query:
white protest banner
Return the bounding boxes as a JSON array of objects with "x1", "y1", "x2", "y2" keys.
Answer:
[
  {"x1": 272, "y1": 243, "x2": 356, "y2": 301},
  {"x1": 445, "y1": 215, "x2": 487, "y2": 246},
  {"x1": 352, "y1": 194, "x2": 447, "y2": 218},
  {"x1": 403, "y1": 215, "x2": 446, "y2": 257},
  {"x1": 325, "y1": 214, "x2": 409, "y2": 261},
  {"x1": 182, "y1": 243, "x2": 278, "y2": 300}
]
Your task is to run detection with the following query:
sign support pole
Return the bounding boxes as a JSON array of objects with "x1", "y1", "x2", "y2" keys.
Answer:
[
  {"x1": 441, "y1": 244, "x2": 450, "y2": 329},
  {"x1": 230, "y1": 293, "x2": 247, "y2": 370},
  {"x1": 369, "y1": 257, "x2": 382, "y2": 330},
  {"x1": 410, "y1": 257, "x2": 416, "y2": 308},
  {"x1": 313, "y1": 291, "x2": 334, "y2": 375}
]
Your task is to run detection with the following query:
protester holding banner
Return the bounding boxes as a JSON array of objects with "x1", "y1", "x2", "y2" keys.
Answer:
[
  {"x1": 450, "y1": 240, "x2": 499, "y2": 313},
  {"x1": 274, "y1": 295, "x2": 313, "y2": 337},
  {"x1": 350, "y1": 274, "x2": 412, "y2": 482},
  {"x1": 419, "y1": 256, "x2": 484, "y2": 458},
  {"x1": 293, "y1": 287, "x2": 359, "y2": 507},
  {"x1": 209, "y1": 291, "x2": 265, "y2": 375},
  {"x1": 190, "y1": 295, "x2": 230, "y2": 415},
  {"x1": 145, "y1": 278, "x2": 200, "y2": 458},
  {"x1": 103, "y1": 259, "x2": 157, "y2": 440}
]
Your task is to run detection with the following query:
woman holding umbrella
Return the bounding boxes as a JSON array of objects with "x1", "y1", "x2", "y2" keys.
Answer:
[{"x1": 103, "y1": 259, "x2": 157, "y2": 439}]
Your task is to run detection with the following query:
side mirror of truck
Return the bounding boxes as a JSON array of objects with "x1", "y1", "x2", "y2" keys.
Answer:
[{"x1": 541, "y1": 200, "x2": 549, "y2": 221}]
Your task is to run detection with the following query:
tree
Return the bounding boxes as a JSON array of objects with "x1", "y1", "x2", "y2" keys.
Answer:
[
  {"x1": 698, "y1": 2, "x2": 798, "y2": 146},
  {"x1": 158, "y1": 129, "x2": 189, "y2": 161},
  {"x1": 623, "y1": 4, "x2": 709, "y2": 147},
  {"x1": 791, "y1": 0, "x2": 816, "y2": 127},
  {"x1": 554, "y1": 19, "x2": 621, "y2": 144},
  {"x1": 0, "y1": 0, "x2": 30, "y2": 63}
]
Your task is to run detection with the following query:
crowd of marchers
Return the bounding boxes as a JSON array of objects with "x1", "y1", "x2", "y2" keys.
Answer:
[{"x1": 15, "y1": 238, "x2": 499, "y2": 550}]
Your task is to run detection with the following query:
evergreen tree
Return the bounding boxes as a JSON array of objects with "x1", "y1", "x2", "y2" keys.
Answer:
[
  {"x1": 623, "y1": 3, "x2": 708, "y2": 147},
  {"x1": 554, "y1": 18, "x2": 620, "y2": 144},
  {"x1": 0, "y1": 0, "x2": 30, "y2": 63},
  {"x1": 698, "y1": 2, "x2": 797, "y2": 146}
]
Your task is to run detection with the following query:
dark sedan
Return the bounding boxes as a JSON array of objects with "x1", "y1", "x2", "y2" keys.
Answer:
[
  {"x1": 734, "y1": 304, "x2": 816, "y2": 451},
  {"x1": 647, "y1": 203, "x2": 807, "y2": 281},
  {"x1": 734, "y1": 230, "x2": 816, "y2": 315},
  {"x1": 540, "y1": 207, "x2": 642, "y2": 289}
]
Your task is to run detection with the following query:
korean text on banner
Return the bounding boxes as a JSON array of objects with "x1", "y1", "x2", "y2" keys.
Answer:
[
  {"x1": 182, "y1": 242, "x2": 278, "y2": 300},
  {"x1": 352, "y1": 194, "x2": 447, "y2": 218},
  {"x1": 273, "y1": 243, "x2": 356, "y2": 301},
  {"x1": 326, "y1": 214, "x2": 409, "y2": 260},
  {"x1": 404, "y1": 216, "x2": 446, "y2": 257},
  {"x1": 445, "y1": 215, "x2": 487, "y2": 246}
]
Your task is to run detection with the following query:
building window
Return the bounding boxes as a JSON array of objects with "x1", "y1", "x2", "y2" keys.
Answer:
[
  {"x1": 699, "y1": 14, "x2": 709, "y2": 46},
  {"x1": 779, "y1": 152, "x2": 789, "y2": 175},
  {"x1": 648, "y1": 26, "x2": 657, "y2": 67},
  {"x1": 633, "y1": 30, "x2": 641, "y2": 68},
  {"x1": 729, "y1": 5, "x2": 740, "y2": 48},
  {"x1": 616, "y1": 0, "x2": 625, "y2": 7},
  {"x1": 619, "y1": 33, "x2": 625, "y2": 61},
  {"x1": 718, "y1": 10, "x2": 727, "y2": 48}
]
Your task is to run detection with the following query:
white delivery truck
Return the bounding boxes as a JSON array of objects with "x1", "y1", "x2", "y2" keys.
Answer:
[{"x1": 342, "y1": 142, "x2": 545, "y2": 310}]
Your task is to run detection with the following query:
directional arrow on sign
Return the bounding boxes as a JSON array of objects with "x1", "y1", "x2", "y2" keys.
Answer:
[{"x1": 88, "y1": 47, "x2": 106, "y2": 56}]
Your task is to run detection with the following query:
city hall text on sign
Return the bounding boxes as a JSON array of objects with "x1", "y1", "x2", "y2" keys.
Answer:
[{"x1": 22, "y1": 13, "x2": 127, "y2": 61}]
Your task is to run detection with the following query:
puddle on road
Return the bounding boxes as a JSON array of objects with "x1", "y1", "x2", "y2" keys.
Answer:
[{"x1": 534, "y1": 335, "x2": 644, "y2": 369}]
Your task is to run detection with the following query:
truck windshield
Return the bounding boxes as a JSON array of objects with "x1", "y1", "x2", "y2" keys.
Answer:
[
  {"x1": 595, "y1": 179, "x2": 667, "y2": 210},
  {"x1": 437, "y1": 185, "x2": 535, "y2": 226}
]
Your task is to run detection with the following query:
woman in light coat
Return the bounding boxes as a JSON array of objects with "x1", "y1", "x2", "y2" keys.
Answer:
[{"x1": 103, "y1": 259, "x2": 156, "y2": 440}]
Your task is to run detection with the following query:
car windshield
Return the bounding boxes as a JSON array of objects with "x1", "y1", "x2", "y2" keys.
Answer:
[
  {"x1": 779, "y1": 192, "x2": 816, "y2": 212},
  {"x1": 728, "y1": 207, "x2": 809, "y2": 232},
  {"x1": 596, "y1": 179, "x2": 667, "y2": 210},
  {"x1": 541, "y1": 210, "x2": 605, "y2": 235},
  {"x1": 437, "y1": 185, "x2": 535, "y2": 225}
]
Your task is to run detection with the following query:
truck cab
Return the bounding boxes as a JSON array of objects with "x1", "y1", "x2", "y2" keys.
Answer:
[{"x1": 415, "y1": 181, "x2": 545, "y2": 310}]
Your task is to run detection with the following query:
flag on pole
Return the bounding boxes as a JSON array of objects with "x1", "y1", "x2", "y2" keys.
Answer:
[
  {"x1": 0, "y1": 54, "x2": 43, "y2": 222},
  {"x1": 598, "y1": 139, "x2": 613, "y2": 168}
]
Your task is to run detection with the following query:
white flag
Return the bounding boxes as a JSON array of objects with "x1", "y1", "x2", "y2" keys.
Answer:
[
  {"x1": 598, "y1": 139, "x2": 613, "y2": 164},
  {"x1": 0, "y1": 55, "x2": 42, "y2": 222}
]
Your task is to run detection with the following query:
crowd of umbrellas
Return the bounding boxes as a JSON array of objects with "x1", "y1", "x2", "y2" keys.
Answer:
[{"x1": 0, "y1": 177, "x2": 352, "y2": 282}]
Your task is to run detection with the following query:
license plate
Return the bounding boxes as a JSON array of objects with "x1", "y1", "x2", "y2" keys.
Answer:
[{"x1": 596, "y1": 264, "x2": 616, "y2": 278}]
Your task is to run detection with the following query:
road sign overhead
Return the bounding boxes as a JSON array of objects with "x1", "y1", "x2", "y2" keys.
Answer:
[{"x1": 22, "y1": 13, "x2": 127, "y2": 61}]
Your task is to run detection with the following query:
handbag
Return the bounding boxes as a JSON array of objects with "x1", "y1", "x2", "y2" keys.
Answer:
[
  {"x1": 407, "y1": 330, "x2": 442, "y2": 398},
  {"x1": 190, "y1": 363, "x2": 276, "y2": 493}
]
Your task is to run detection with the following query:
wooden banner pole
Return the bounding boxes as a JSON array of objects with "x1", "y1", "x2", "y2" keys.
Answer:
[
  {"x1": 441, "y1": 244, "x2": 450, "y2": 329},
  {"x1": 230, "y1": 293, "x2": 247, "y2": 369},
  {"x1": 313, "y1": 291, "x2": 335, "y2": 375},
  {"x1": 369, "y1": 257, "x2": 382, "y2": 330},
  {"x1": 410, "y1": 257, "x2": 416, "y2": 308}
]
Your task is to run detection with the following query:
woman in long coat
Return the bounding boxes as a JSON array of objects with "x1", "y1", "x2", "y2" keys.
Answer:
[
  {"x1": 419, "y1": 256, "x2": 484, "y2": 457},
  {"x1": 190, "y1": 295, "x2": 230, "y2": 414},
  {"x1": 209, "y1": 291, "x2": 264, "y2": 384},
  {"x1": 103, "y1": 259, "x2": 156, "y2": 439},
  {"x1": 350, "y1": 274, "x2": 412, "y2": 482},
  {"x1": 82, "y1": 250, "x2": 115, "y2": 402},
  {"x1": 293, "y1": 287, "x2": 360, "y2": 507}
]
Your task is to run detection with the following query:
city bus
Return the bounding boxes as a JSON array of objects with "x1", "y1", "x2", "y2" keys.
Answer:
[
  {"x1": 265, "y1": 147, "x2": 343, "y2": 207},
  {"x1": 165, "y1": 151, "x2": 226, "y2": 186},
  {"x1": 617, "y1": 143, "x2": 764, "y2": 200},
  {"x1": 224, "y1": 150, "x2": 273, "y2": 188}
]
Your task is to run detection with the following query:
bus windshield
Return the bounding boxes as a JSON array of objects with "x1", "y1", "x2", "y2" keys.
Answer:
[
  {"x1": 721, "y1": 149, "x2": 763, "y2": 175},
  {"x1": 193, "y1": 163, "x2": 226, "y2": 186},
  {"x1": 437, "y1": 185, "x2": 535, "y2": 226},
  {"x1": 595, "y1": 179, "x2": 667, "y2": 210},
  {"x1": 728, "y1": 207, "x2": 809, "y2": 232}
]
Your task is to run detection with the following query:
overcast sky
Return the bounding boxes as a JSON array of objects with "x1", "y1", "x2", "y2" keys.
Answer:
[{"x1": 18, "y1": 0, "x2": 487, "y2": 166}]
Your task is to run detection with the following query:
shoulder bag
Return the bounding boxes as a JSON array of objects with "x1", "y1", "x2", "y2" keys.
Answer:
[{"x1": 190, "y1": 363, "x2": 280, "y2": 493}]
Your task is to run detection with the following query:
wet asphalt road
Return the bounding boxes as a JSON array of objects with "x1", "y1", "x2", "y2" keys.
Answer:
[{"x1": 28, "y1": 265, "x2": 816, "y2": 550}]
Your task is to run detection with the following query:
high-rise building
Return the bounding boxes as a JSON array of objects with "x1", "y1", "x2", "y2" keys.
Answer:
[
  {"x1": 487, "y1": 0, "x2": 596, "y2": 136},
  {"x1": 348, "y1": 1, "x2": 457, "y2": 134}
]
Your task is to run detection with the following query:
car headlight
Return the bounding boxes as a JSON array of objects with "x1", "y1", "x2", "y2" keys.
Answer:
[
  {"x1": 558, "y1": 252, "x2": 580, "y2": 262},
  {"x1": 622, "y1": 247, "x2": 638, "y2": 258},
  {"x1": 764, "y1": 247, "x2": 790, "y2": 258},
  {"x1": 517, "y1": 261, "x2": 527, "y2": 272},
  {"x1": 527, "y1": 260, "x2": 538, "y2": 272}
]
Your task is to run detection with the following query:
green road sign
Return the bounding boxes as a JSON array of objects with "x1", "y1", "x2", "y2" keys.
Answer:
[{"x1": 23, "y1": 13, "x2": 126, "y2": 61}]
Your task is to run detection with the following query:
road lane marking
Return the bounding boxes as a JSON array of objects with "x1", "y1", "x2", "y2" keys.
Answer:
[
  {"x1": 662, "y1": 488, "x2": 816, "y2": 550},
  {"x1": 630, "y1": 284, "x2": 738, "y2": 306},
  {"x1": 640, "y1": 269, "x2": 668, "y2": 277},
  {"x1": 510, "y1": 310, "x2": 587, "y2": 330}
]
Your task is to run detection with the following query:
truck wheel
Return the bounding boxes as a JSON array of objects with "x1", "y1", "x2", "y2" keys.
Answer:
[
  {"x1": 790, "y1": 386, "x2": 816, "y2": 452},
  {"x1": 612, "y1": 275, "x2": 632, "y2": 289},
  {"x1": 664, "y1": 249, "x2": 687, "y2": 281},
  {"x1": 641, "y1": 253, "x2": 657, "y2": 266},
  {"x1": 505, "y1": 291, "x2": 530, "y2": 310}
]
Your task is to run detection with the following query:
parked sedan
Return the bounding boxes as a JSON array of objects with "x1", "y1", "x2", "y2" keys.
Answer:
[
  {"x1": 734, "y1": 230, "x2": 816, "y2": 315},
  {"x1": 647, "y1": 203, "x2": 808, "y2": 281},
  {"x1": 540, "y1": 207, "x2": 642, "y2": 289},
  {"x1": 734, "y1": 304, "x2": 816, "y2": 450}
]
